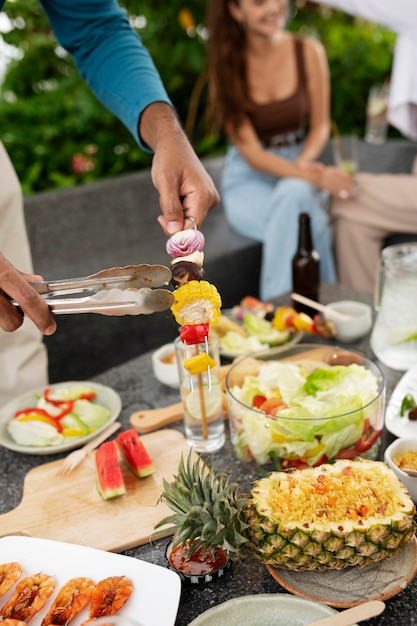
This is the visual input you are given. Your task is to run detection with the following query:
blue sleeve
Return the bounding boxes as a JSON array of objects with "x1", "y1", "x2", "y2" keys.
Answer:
[{"x1": 39, "y1": 0, "x2": 173, "y2": 150}]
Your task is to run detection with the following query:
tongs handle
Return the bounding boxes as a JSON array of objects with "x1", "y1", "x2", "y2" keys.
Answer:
[
  {"x1": 30, "y1": 264, "x2": 172, "y2": 297},
  {"x1": 12, "y1": 288, "x2": 175, "y2": 316}
]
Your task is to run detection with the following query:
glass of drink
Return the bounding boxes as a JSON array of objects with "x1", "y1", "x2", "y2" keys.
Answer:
[
  {"x1": 332, "y1": 134, "x2": 358, "y2": 176},
  {"x1": 370, "y1": 243, "x2": 417, "y2": 371},
  {"x1": 174, "y1": 334, "x2": 225, "y2": 453},
  {"x1": 365, "y1": 83, "x2": 389, "y2": 144}
]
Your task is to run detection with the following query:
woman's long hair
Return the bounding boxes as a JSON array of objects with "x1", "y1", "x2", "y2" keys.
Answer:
[{"x1": 206, "y1": 0, "x2": 252, "y2": 135}]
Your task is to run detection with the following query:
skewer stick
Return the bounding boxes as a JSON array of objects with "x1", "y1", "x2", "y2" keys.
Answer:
[
  {"x1": 195, "y1": 344, "x2": 209, "y2": 439},
  {"x1": 291, "y1": 293, "x2": 352, "y2": 321}
]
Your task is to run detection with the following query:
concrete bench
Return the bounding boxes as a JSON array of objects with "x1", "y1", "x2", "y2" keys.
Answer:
[{"x1": 24, "y1": 140, "x2": 416, "y2": 382}]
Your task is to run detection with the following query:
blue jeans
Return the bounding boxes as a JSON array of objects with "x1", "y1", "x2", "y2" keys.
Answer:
[{"x1": 221, "y1": 144, "x2": 337, "y2": 301}]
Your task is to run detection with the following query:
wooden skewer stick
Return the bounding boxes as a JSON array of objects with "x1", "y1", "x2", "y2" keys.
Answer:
[
  {"x1": 195, "y1": 345, "x2": 209, "y2": 439},
  {"x1": 291, "y1": 293, "x2": 352, "y2": 321}
]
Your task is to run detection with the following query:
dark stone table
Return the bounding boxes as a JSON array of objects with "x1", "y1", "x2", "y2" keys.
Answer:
[{"x1": 1, "y1": 284, "x2": 415, "y2": 625}]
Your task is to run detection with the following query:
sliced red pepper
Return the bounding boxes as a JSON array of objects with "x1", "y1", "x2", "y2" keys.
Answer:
[
  {"x1": 180, "y1": 323, "x2": 210, "y2": 345},
  {"x1": 15, "y1": 400, "x2": 74, "y2": 429},
  {"x1": 15, "y1": 407, "x2": 52, "y2": 419},
  {"x1": 79, "y1": 391, "x2": 95, "y2": 401},
  {"x1": 354, "y1": 428, "x2": 381, "y2": 453},
  {"x1": 52, "y1": 400, "x2": 75, "y2": 420},
  {"x1": 252, "y1": 394, "x2": 267, "y2": 409},
  {"x1": 14, "y1": 408, "x2": 64, "y2": 432},
  {"x1": 336, "y1": 445, "x2": 357, "y2": 460},
  {"x1": 44, "y1": 387, "x2": 66, "y2": 406},
  {"x1": 282, "y1": 458, "x2": 311, "y2": 470},
  {"x1": 44, "y1": 386, "x2": 95, "y2": 403},
  {"x1": 281, "y1": 454, "x2": 328, "y2": 470}
]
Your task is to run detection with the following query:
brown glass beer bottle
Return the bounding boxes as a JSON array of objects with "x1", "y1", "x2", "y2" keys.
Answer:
[{"x1": 291, "y1": 213, "x2": 320, "y2": 317}]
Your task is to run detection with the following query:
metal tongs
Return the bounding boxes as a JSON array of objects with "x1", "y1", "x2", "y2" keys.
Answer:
[{"x1": 13, "y1": 264, "x2": 175, "y2": 316}]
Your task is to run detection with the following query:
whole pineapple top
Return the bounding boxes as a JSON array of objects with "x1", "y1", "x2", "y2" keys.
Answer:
[{"x1": 156, "y1": 453, "x2": 416, "y2": 571}]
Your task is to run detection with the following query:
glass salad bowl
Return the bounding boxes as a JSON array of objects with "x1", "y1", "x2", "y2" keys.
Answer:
[{"x1": 225, "y1": 344, "x2": 385, "y2": 469}]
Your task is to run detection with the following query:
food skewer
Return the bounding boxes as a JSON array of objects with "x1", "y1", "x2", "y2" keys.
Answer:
[{"x1": 167, "y1": 223, "x2": 221, "y2": 443}]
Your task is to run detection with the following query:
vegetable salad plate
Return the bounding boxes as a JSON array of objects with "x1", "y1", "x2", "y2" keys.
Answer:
[
  {"x1": 0, "y1": 536, "x2": 181, "y2": 626},
  {"x1": 187, "y1": 594, "x2": 350, "y2": 626},
  {"x1": 266, "y1": 535, "x2": 417, "y2": 608},
  {"x1": 385, "y1": 364, "x2": 417, "y2": 437},
  {"x1": 216, "y1": 308, "x2": 302, "y2": 359},
  {"x1": 0, "y1": 381, "x2": 121, "y2": 455}
]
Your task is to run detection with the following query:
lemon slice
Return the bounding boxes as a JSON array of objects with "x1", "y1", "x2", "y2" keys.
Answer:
[{"x1": 185, "y1": 383, "x2": 222, "y2": 420}]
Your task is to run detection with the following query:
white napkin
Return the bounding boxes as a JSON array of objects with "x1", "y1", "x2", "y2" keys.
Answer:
[
  {"x1": 389, "y1": 36, "x2": 417, "y2": 140},
  {"x1": 309, "y1": 0, "x2": 417, "y2": 140}
]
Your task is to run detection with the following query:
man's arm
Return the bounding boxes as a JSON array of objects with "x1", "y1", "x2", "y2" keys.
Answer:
[
  {"x1": 40, "y1": 0, "x2": 220, "y2": 232},
  {"x1": 40, "y1": 0, "x2": 172, "y2": 149}
]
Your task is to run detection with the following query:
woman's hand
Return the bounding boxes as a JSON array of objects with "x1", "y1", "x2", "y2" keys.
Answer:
[
  {"x1": 316, "y1": 165, "x2": 355, "y2": 199},
  {"x1": 297, "y1": 160, "x2": 354, "y2": 198},
  {"x1": 0, "y1": 253, "x2": 56, "y2": 334}
]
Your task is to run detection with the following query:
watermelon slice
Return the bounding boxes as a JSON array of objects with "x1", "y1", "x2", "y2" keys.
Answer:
[
  {"x1": 95, "y1": 441, "x2": 126, "y2": 500},
  {"x1": 116, "y1": 429, "x2": 155, "y2": 478}
]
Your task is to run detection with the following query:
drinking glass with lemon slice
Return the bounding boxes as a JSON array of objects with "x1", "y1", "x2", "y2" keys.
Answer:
[{"x1": 175, "y1": 335, "x2": 225, "y2": 453}]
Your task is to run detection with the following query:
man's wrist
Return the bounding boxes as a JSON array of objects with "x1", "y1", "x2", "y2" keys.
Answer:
[{"x1": 138, "y1": 102, "x2": 182, "y2": 151}]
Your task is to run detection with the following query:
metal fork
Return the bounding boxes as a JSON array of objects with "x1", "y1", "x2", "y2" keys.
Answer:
[{"x1": 56, "y1": 421, "x2": 122, "y2": 476}]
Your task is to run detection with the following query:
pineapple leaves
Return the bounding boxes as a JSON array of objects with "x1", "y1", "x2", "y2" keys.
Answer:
[{"x1": 155, "y1": 451, "x2": 250, "y2": 559}]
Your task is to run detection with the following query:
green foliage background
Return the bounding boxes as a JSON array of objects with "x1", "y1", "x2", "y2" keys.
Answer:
[{"x1": 0, "y1": 1, "x2": 395, "y2": 194}]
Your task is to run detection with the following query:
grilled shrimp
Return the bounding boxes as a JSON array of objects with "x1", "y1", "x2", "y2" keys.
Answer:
[
  {"x1": 1, "y1": 619, "x2": 27, "y2": 626},
  {"x1": 41, "y1": 577, "x2": 95, "y2": 626},
  {"x1": 87, "y1": 576, "x2": 133, "y2": 619},
  {"x1": 0, "y1": 563, "x2": 23, "y2": 597},
  {"x1": 0, "y1": 573, "x2": 56, "y2": 622}
]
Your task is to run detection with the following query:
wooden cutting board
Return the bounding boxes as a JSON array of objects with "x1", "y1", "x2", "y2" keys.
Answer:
[{"x1": 0, "y1": 429, "x2": 194, "y2": 553}]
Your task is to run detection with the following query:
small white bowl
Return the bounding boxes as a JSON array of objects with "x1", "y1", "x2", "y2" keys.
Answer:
[
  {"x1": 384, "y1": 437, "x2": 417, "y2": 503},
  {"x1": 151, "y1": 343, "x2": 180, "y2": 389},
  {"x1": 325, "y1": 300, "x2": 372, "y2": 342}
]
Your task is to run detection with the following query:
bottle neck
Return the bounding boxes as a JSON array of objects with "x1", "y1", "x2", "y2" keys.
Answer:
[{"x1": 297, "y1": 213, "x2": 313, "y2": 252}]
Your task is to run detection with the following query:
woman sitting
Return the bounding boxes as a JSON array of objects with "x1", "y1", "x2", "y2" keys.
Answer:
[{"x1": 206, "y1": 0, "x2": 353, "y2": 300}]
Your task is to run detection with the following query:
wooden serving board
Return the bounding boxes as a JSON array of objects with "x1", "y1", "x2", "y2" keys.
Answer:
[{"x1": 0, "y1": 429, "x2": 194, "y2": 553}]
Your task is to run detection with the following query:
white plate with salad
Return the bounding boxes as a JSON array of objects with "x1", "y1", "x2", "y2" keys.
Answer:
[
  {"x1": 213, "y1": 308, "x2": 303, "y2": 359},
  {"x1": 0, "y1": 380, "x2": 122, "y2": 455},
  {"x1": 385, "y1": 364, "x2": 417, "y2": 438}
]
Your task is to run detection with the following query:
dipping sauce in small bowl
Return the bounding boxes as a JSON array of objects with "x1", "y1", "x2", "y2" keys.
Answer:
[
  {"x1": 384, "y1": 438, "x2": 417, "y2": 503},
  {"x1": 151, "y1": 343, "x2": 180, "y2": 388},
  {"x1": 166, "y1": 541, "x2": 230, "y2": 584}
]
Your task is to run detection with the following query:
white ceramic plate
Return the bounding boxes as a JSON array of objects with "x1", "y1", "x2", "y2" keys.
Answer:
[
  {"x1": 187, "y1": 593, "x2": 345, "y2": 626},
  {"x1": 266, "y1": 536, "x2": 417, "y2": 608},
  {"x1": 385, "y1": 364, "x2": 417, "y2": 437},
  {"x1": 0, "y1": 381, "x2": 122, "y2": 455},
  {"x1": 0, "y1": 536, "x2": 181, "y2": 626}
]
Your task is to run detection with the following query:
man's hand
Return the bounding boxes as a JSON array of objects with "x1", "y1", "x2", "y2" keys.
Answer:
[
  {"x1": 0, "y1": 253, "x2": 56, "y2": 334},
  {"x1": 139, "y1": 103, "x2": 220, "y2": 235}
]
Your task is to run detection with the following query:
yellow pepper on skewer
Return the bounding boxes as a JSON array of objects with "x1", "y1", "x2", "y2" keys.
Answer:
[
  {"x1": 272, "y1": 306, "x2": 298, "y2": 332},
  {"x1": 272, "y1": 305, "x2": 336, "y2": 337},
  {"x1": 272, "y1": 306, "x2": 314, "y2": 333},
  {"x1": 183, "y1": 352, "x2": 217, "y2": 375}
]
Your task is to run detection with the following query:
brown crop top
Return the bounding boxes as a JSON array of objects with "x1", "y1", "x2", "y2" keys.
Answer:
[{"x1": 248, "y1": 36, "x2": 309, "y2": 143}]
